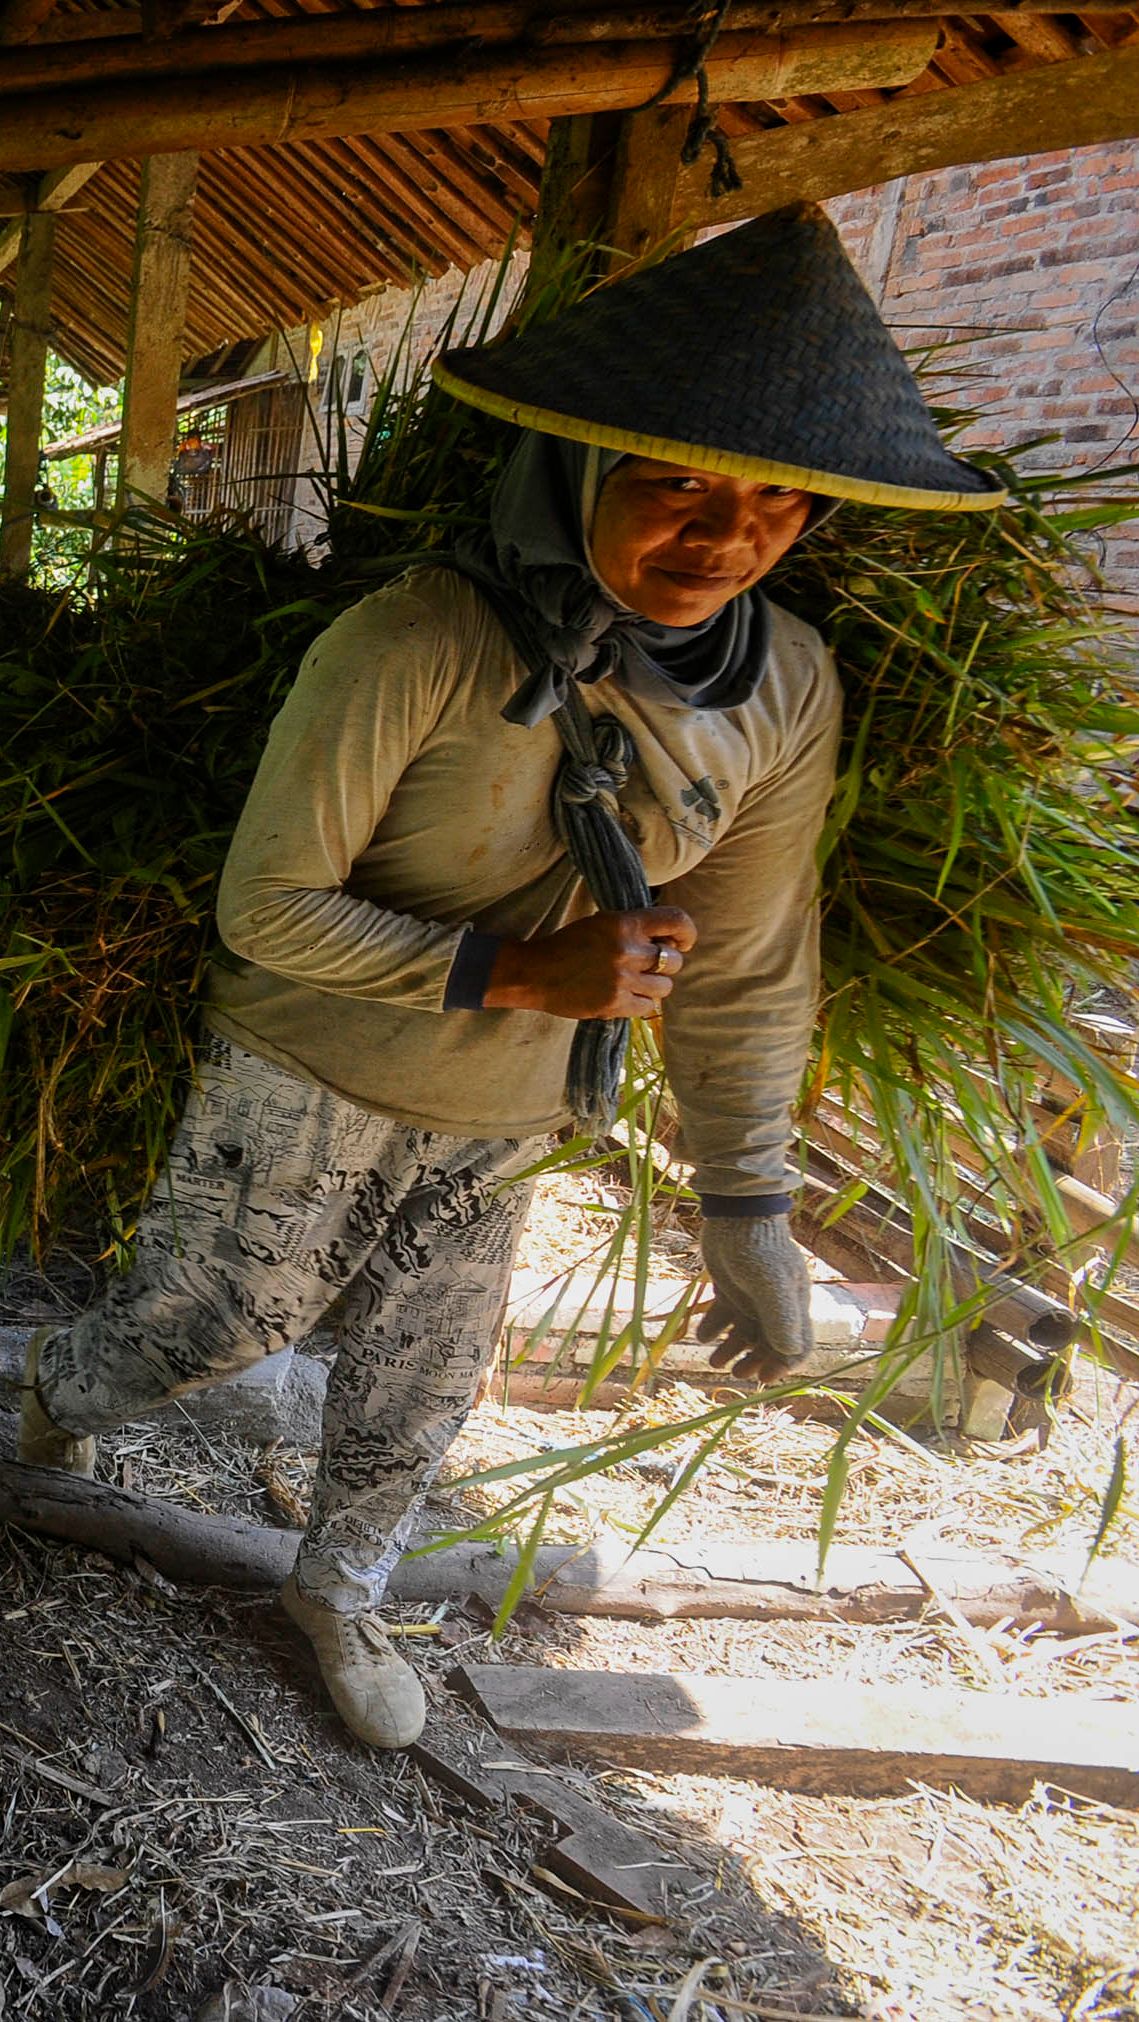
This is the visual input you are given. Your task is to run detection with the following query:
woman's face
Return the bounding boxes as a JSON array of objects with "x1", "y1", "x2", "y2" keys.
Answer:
[{"x1": 590, "y1": 457, "x2": 813, "y2": 625}]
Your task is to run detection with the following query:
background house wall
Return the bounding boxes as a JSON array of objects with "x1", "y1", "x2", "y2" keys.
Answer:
[
  {"x1": 273, "y1": 250, "x2": 528, "y2": 554},
  {"x1": 826, "y1": 140, "x2": 1139, "y2": 626}
]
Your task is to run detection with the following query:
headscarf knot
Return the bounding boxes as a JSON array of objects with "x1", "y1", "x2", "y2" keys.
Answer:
[{"x1": 453, "y1": 432, "x2": 772, "y2": 727}]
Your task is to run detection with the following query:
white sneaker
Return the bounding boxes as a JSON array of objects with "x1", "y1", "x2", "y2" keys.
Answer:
[{"x1": 280, "y1": 1573, "x2": 426, "y2": 1749}]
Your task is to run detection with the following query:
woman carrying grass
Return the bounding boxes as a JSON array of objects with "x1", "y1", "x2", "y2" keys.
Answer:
[{"x1": 20, "y1": 205, "x2": 1005, "y2": 1750}]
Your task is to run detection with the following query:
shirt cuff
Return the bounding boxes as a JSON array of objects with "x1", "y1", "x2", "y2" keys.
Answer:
[
  {"x1": 699, "y1": 1192, "x2": 794, "y2": 1219},
  {"x1": 443, "y1": 930, "x2": 502, "y2": 1011}
]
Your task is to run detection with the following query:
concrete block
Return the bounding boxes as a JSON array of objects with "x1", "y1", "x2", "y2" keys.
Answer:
[
  {"x1": 960, "y1": 1370, "x2": 1016, "y2": 1443},
  {"x1": 179, "y1": 1348, "x2": 328, "y2": 1450},
  {"x1": 0, "y1": 1327, "x2": 327, "y2": 1452}
]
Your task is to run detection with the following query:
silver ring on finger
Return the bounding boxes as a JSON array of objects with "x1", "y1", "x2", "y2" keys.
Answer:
[{"x1": 650, "y1": 943, "x2": 670, "y2": 975}]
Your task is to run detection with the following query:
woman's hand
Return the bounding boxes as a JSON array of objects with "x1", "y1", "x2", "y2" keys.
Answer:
[{"x1": 484, "y1": 906, "x2": 696, "y2": 1020}]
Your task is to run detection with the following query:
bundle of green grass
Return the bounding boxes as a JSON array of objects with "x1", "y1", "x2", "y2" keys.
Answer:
[{"x1": 2, "y1": 290, "x2": 1137, "y2": 1322}]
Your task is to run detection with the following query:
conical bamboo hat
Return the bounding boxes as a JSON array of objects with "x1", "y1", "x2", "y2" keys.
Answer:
[{"x1": 435, "y1": 204, "x2": 1007, "y2": 512}]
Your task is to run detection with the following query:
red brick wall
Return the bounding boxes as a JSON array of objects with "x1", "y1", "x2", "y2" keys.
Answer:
[{"x1": 826, "y1": 141, "x2": 1139, "y2": 625}]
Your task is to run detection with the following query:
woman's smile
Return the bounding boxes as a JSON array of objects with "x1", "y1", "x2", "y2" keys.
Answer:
[{"x1": 590, "y1": 459, "x2": 813, "y2": 623}]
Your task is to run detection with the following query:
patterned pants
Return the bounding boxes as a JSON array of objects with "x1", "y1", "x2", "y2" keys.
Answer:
[{"x1": 38, "y1": 1035, "x2": 538, "y2": 1612}]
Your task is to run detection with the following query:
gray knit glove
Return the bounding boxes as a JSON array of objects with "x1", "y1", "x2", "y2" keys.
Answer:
[{"x1": 697, "y1": 1215, "x2": 814, "y2": 1382}]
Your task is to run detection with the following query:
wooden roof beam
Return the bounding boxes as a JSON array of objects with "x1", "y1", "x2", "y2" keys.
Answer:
[
  {"x1": 205, "y1": 147, "x2": 381, "y2": 305},
  {"x1": 293, "y1": 137, "x2": 455, "y2": 280},
  {"x1": 989, "y1": 11, "x2": 1084, "y2": 60},
  {"x1": 0, "y1": 0, "x2": 60, "y2": 46},
  {"x1": 351, "y1": 132, "x2": 502, "y2": 264},
  {"x1": 278, "y1": 138, "x2": 445, "y2": 286},
  {"x1": 0, "y1": 160, "x2": 100, "y2": 272},
  {"x1": 7, "y1": 0, "x2": 1139, "y2": 81},
  {"x1": 0, "y1": 22, "x2": 939, "y2": 173},
  {"x1": 488, "y1": 121, "x2": 549, "y2": 169},
  {"x1": 671, "y1": 43, "x2": 1139, "y2": 222},
  {"x1": 94, "y1": 157, "x2": 306, "y2": 341},
  {"x1": 446, "y1": 127, "x2": 542, "y2": 214},
  {"x1": 403, "y1": 129, "x2": 526, "y2": 240},
  {"x1": 319, "y1": 133, "x2": 484, "y2": 272}
]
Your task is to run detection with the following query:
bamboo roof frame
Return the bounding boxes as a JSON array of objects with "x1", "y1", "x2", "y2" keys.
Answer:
[{"x1": 0, "y1": 0, "x2": 1136, "y2": 390}]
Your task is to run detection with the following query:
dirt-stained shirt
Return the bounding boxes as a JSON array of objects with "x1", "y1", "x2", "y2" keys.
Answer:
[{"x1": 206, "y1": 566, "x2": 842, "y2": 1196}]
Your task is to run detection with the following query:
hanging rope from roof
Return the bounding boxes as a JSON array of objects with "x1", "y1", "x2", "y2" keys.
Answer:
[{"x1": 636, "y1": 0, "x2": 744, "y2": 203}]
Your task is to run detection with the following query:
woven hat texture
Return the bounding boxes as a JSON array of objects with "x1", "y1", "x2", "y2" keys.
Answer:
[{"x1": 435, "y1": 204, "x2": 1006, "y2": 512}]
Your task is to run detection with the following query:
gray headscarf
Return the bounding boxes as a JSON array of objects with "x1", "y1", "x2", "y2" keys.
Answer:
[{"x1": 452, "y1": 431, "x2": 772, "y2": 728}]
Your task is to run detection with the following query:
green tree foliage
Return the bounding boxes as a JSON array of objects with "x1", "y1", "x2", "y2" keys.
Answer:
[{"x1": 0, "y1": 351, "x2": 121, "y2": 586}]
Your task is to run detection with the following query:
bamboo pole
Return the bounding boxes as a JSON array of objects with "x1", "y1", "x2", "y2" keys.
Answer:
[
  {"x1": 0, "y1": 22, "x2": 939, "y2": 173},
  {"x1": 0, "y1": 0, "x2": 60, "y2": 45},
  {"x1": 808, "y1": 1101, "x2": 1139, "y2": 1346},
  {"x1": 605, "y1": 103, "x2": 692, "y2": 261},
  {"x1": 348, "y1": 132, "x2": 495, "y2": 265},
  {"x1": 0, "y1": 6, "x2": 922, "y2": 93},
  {"x1": 23, "y1": 0, "x2": 1139, "y2": 59},
  {"x1": 671, "y1": 45, "x2": 1139, "y2": 223},
  {"x1": 5, "y1": 0, "x2": 1138, "y2": 94},
  {"x1": 800, "y1": 1144, "x2": 1081, "y2": 1351},
  {"x1": 525, "y1": 110, "x2": 618, "y2": 302},
  {"x1": 0, "y1": 205, "x2": 54, "y2": 579},
  {"x1": 399, "y1": 127, "x2": 525, "y2": 240},
  {"x1": 117, "y1": 153, "x2": 198, "y2": 513}
]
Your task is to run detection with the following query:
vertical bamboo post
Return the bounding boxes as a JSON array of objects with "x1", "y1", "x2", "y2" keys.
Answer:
[
  {"x1": 526, "y1": 102, "x2": 689, "y2": 303},
  {"x1": 524, "y1": 111, "x2": 618, "y2": 306},
  {"x1": 604, "y1": 104, "x2": 691, "y2": 265},
  {"x1": 116, "y1": 151, "x2": 198, "y2": 513},
  {"x1": 0, "y1": 206, "x2": 55, "y2": 579}
]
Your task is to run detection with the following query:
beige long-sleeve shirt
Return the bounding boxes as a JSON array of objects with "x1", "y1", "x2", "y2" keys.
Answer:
[{"x1": 207, "y1": 566, "x2": 842, "y2": 1195}]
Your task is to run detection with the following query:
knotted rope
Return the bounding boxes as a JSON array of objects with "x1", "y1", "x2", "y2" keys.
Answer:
[
  {"x1": 443, "y1": 565, "x2": 654, "y2": 1136},
  {"x1": 637, "y1": 0, "x2": 743, "y2": 203},
  {"x1": 551, "y1": 684, "x2": 652, "y2": 1136}
]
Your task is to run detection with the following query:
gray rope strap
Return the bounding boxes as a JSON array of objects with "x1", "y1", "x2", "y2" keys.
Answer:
[
  {"x1": 551, "y1": 684, "x2": 652, "y2": 1136},
  {"x1": 440, "y1": 562, "x2": 654, "y2": 1137}
]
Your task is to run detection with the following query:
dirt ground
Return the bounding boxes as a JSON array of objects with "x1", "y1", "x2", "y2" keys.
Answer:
[{"x1": 2, "y1": 1170, "x2": 1138, "y2": 2022}]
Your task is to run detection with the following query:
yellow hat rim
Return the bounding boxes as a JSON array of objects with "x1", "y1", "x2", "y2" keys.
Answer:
[{"x1": 432, "y1": 360, "x2": 1009, "y2": 514}]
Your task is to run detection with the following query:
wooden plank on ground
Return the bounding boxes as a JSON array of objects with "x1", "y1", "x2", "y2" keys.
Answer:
[
  {"x1": 413, "y1": 1734, "x2": 695, "y2": 1917},
  {"x1": 3, "y1": 1465, "x2": 1137, "y2": 1630},
  {"x1": 456, "y1": 1664, "x2": 1139, "y2": 1807}
]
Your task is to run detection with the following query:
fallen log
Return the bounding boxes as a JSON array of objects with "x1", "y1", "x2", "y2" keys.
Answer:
[
  {"x1": 2, "y1": 1464, "x2": 1136, "y2": 1630},
  {"x1": 455, "y1": 1663, "x2": 1139, "y2": 1805}
]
